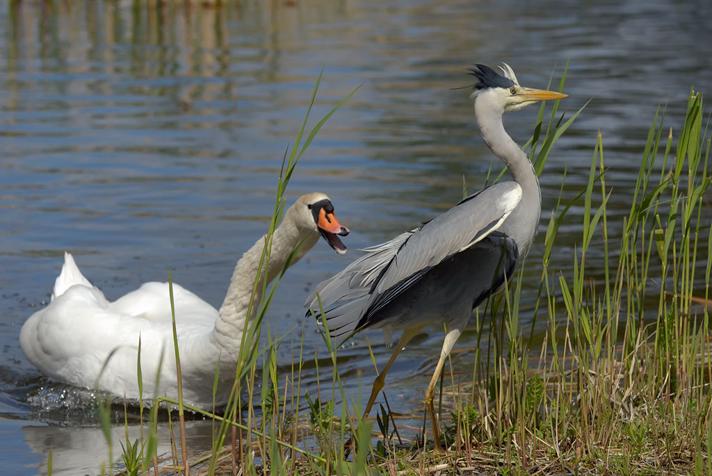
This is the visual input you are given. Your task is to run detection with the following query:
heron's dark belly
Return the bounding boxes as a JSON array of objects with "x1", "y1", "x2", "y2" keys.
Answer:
[{"x1": 366, "y1": 233, "x2": 518, "y2": 331}]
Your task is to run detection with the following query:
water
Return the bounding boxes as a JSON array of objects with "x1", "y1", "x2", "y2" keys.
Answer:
[{"x1": 1, "y1": 0, "x2": 711, "y2": 473}]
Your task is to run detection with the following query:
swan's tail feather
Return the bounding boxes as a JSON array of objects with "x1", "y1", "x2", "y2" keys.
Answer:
[{"x1": 52, "y1": 252, "x2": 93, "y2": 300}]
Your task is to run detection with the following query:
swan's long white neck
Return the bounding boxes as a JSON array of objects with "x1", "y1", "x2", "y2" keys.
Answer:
[
  {"x1": 474, "y1": 93, "x2": 541, "y2": 256},
  {"x1": 214, "y1": 208, "x2": 318, "y2": 358}
]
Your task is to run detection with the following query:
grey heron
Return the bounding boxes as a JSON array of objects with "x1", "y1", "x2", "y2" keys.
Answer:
[{"x1": 306, "y1": 64, "x2": 567, "y2": 448}]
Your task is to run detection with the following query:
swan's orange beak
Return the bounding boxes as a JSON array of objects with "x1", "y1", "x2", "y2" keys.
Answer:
[
  {"x1": 317, "y1": 208, "x2": 349, "y2": 235},
  {"x1": 317, "y1": 208, "x2": 349, "y2": 255}
]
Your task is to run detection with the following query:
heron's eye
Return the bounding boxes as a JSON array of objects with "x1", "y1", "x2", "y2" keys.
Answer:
[{"x1": 509, "y1": 87, "x2": 517, "y2": 95}]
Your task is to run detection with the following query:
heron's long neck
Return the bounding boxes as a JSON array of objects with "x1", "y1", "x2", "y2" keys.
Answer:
[
  {"x1": 475, "y1": 98, "x2": 541, "y2": 256},
  {"x1": 214, "y1": 216, "x2": 317, "y2": 358}
]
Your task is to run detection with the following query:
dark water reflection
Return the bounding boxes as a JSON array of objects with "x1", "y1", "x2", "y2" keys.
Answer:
[{"x1": 1, "y1": 0, "x2": 711, "y2": 473}]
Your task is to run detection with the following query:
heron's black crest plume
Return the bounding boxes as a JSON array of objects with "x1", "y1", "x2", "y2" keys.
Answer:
[{"x1": 469, "y1": 64, "x2": 515, "y2": 90}]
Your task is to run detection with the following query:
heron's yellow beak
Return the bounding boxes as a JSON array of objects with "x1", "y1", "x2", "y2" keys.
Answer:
[{"x1": 519, "y1": 88, "x2": 568, "y2": 101}]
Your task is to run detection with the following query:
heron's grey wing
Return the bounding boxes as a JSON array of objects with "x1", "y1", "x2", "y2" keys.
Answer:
[
  {"x1": 360, "y1": 231, "x2": 518, "y2": 331},
  {"x1": 306, "y1": 181, "x2": 522, "y2": 343},
  {"x1": 305, "y1": 229, "x2": 417, "y2": 336},
  {"x1": 370, "y1": 181, "x2": 521, "y2": 298}
]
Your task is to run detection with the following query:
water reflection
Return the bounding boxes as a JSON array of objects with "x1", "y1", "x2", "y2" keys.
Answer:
[
  {"x1": 22, "y1": 420, "x2": 213, "y2": 476},
  {"x1": 2, "y1": 0, "x2": 712, "y2": 473}
]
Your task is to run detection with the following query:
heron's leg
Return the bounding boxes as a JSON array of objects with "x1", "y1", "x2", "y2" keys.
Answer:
[
  {"x1": 344, "y1": 328, "x2": 421, "y2": 456},
  {"x1": 424, "y1": 328, "x2": 461, "y2": 450},
  {"x1": 361, "y1": 327, "x2": 420, "y2": 420}
]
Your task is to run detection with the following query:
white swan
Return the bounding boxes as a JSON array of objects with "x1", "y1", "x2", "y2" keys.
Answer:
[{"x1": 20, "y1": 193, "x2": 349, "y2": 408}]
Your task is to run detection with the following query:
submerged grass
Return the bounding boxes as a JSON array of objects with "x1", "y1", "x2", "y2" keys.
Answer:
[{"x1": 85, "y1": 76, "x2": 712, "y2": 475}]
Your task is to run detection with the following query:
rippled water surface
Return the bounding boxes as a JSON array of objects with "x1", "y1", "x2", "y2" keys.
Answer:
[{"x1": 1, "y1": 0, "x2": 711, "y2": 473}]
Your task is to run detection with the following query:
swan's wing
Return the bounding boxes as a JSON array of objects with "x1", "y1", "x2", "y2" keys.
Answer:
[
  {"x1": 110, "y1": 282, "x2": 218, "y2": 326},
  {"x1": 20, "y1": 283, "x2": 218, "y2": 397},
  {"x1": 307, "y1": 182, "x2": 522, "y2": 342},
  {"x1": 21, "y1": 286, "x2": 146, "y2": 377},
  {"x1": 21, "y1": 254, "x2": 221, "y2": 404},
  {"x1": 51, "y1": 254, "x2": 216, "y2": 325},
  {"x1": 52, "y1": 252, "x2": 104, "y2": 302}
]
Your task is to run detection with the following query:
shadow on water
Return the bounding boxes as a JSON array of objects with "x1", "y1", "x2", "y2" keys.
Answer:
[{"x1": 1, "y1": 0, "x2": 712, "y2": 473}]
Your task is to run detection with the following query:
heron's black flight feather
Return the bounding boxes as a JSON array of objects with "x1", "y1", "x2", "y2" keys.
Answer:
[
  {"x1": 352, "y1": 232, "x2": 519, "y2": 337},
  {"x1": 469, "y1": 64, "x2": 514, "y2": 90}
]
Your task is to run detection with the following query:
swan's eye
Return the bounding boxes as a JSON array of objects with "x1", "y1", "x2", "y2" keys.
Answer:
[
  {"x1": 509, "y1": 87, "x2": 517, "y2": 95},
  {"x1": 307, "y1": 204, "x2": 313, "y2": 209}
]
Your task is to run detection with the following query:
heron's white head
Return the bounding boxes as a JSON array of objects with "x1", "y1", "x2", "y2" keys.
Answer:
[
  {"x1": 290, "y1": 192, "x2": 350, "y2": 255},
  {"x1": 469, "y1": 63, "x2": 567, "y2": 113}
]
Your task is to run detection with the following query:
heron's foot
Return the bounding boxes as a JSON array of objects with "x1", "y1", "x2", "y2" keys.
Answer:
[
  {"x1": 424, "y1": 396, "x2": 444, "y2": 451},
  {"x1": 342, "y1": 435, "x2": 355, "y2": 458},
  {"x1": 431, "y1": 417, "x2": 444, "y2": 452}
]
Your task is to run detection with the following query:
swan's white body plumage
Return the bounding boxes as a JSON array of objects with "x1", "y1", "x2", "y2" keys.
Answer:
[
  {"x1": 20, "y1": 193, "x2": 335, "y2": 408},
  {"x1": 21, "y1": 258, "x2": 226, "y2": 406}
]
